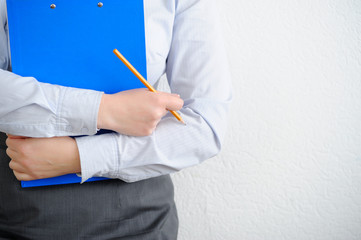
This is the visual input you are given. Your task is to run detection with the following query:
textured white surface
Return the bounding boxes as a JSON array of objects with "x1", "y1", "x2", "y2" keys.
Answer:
[{"x1": 171, "y1": 1, "x2": 361, "y2": 239}]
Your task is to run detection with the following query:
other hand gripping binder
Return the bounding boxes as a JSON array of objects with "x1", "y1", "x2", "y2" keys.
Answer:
[{"x1": 6, "y1": 0, "x2": 147, "y2": 187}]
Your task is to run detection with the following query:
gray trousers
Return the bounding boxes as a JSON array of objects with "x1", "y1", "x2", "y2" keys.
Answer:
[{"x1": 0, "y1": 132, "x2": 178, "y2": 240}]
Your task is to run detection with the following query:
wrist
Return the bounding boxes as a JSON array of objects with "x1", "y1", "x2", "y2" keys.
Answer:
[
  {"x1": 97, "y1": 94, "x2": 112, "y2": 130},
  {"x1": 67, "y1": 137, "x2": 81, "y2": 173}
]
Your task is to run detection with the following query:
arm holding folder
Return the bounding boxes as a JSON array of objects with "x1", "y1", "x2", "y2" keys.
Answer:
[
  {"x1": 6, "y1": 52, "x2": 184, "y2": 183},
  {"x1": 3, "y1": 0, "x2": 231, "y2": 184},
  {"x1": 5, "y1": 62, "x2": 184, "y2": 183},
  {"x1": 3, "y1": 0, "x2": 183, "y2": 184}
]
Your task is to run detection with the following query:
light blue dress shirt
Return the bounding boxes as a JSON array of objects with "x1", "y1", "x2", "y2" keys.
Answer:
[{"x1": 0, "y1": 0, "x2": 232, "y2": 183}]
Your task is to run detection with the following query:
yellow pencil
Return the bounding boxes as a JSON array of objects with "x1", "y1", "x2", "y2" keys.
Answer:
[{"x1": 113, "y1": 49, "x2": 185, "y2": 124}]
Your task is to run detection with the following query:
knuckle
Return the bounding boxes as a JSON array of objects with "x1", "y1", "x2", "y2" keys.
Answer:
[
  {"x1": 149, "y1": 113, "x2": 157, "y2": 121},
  {"x1": 146, "y1": 129, "x2": 153, "y2": 136},
  {"x1": 18, "y1": 142, "x2": 31, "y2": 156},
  {"x1": 145, "y1": 128, "x2": 152, "y2": 136},
  {"x1": 5, "y1": 138, "x2": 16, "y2": 149},
  {"x1": 141, "y1": 127, "x2": 153, "y2": 136},
  {"x1": 151, "y1": 110, "x2": 164, "y2": 120},
  {"x1": 152, "y1": 121, "x2": 159, "y2": 129},
  {"x1": 135, "y1": 126, "x2": 149, "y2": 137},
  {"x1": 12, "y1": 170, "x2": 21, "y2": 180},
  {"x1": 147, "y1": 122, "x2": 157, "y2": 131},
  {"x1": 153, "y1": 95, "x2": 164, "y2": 106},
  {"x1": 8, "y1": 161, "x2": 14, "y2": 170},
  {"x1": 5, "y1": 148, "x2": 11, "y2": 157}
]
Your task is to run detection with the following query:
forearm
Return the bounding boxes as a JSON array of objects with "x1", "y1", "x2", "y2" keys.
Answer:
[
  {"x1": 6, "y1": 135, "x2": 81, "y2": 181},
  {"x1": 77, "y1": 0, "x2": 232, "y2": 183},
  {"x1": 5, "y1": 0, "x2": 232, "y2": 183},
  {"x1": 76, "y1": 96, "x2": 230, "y2": 183},
  {"x1": 6, "y1": 96, "x2": 228, "y2": 182},
  {"x1": 0, "y1": 69, "x2": 103, "y2": 137}
]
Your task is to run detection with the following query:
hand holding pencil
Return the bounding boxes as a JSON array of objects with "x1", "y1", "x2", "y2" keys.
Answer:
[{"x1": 113, "y1": 49, "x2": 185, "y2": 124}]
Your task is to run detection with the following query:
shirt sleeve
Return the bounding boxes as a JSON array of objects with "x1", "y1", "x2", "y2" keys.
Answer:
[
  {"x1": 76, "y1": 0, "x2": 232, "y2": 183},
  {"x1": 0, "y1": 0, "x2": 103, "y2": 137},
  {"x1": 0, "y1": 69, "x2": 103, "y2": 137}
]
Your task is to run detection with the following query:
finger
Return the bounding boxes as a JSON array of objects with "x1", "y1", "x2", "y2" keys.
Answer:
[
  {"x1": 13, "y1": 170, "x2": 35, "y2": 181},
  {"x1": 5, "y1": 147, "x2": 18, "y2": 158},
  {"x1": 9, "y1": 160, "x2": 26, "y2": 172},
  {"x1": 5, "y1": 137, "x2": 24, "y2": 152},
  {"x1": 157, "y1": 91, "x2": 181, "y2": 98},
  {"x1": 163, "y1": 95, "x2": 184, "y2": 111},
  {"x1": 162, "y1": 92, "x2": 181, "y2": 98}
]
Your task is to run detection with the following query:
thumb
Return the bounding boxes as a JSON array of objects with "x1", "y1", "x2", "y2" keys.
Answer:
[{"x1": 164, "y1": 95, "x2": 184, "y2": 111}]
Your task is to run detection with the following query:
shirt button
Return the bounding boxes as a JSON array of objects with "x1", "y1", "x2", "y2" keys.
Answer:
[{"x1": 66, "y1": 126, "x2": 73, "y2": 132}]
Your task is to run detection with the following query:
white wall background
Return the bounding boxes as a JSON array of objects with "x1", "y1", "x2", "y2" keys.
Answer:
[{"x1": 171, "y1": 1, "x2": 361, "y2": 239}]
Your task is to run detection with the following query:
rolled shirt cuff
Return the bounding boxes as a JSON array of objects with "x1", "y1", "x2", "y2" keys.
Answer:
[
  {"x1": 60, "y1": 87, "x2": 103, "y2": 136},
  {"x1": 75, "y1": 133, "x2": 119, "y2": 183}
]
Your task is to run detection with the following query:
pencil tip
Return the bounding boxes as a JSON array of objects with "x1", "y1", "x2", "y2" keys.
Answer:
[{"x1": 180, "y1": 119, "x2": 186, "y2": 125}]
